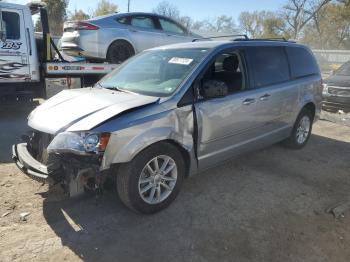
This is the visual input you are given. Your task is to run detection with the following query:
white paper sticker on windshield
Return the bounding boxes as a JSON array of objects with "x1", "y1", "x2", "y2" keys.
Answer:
[{"x1": 168, "y1": 57, "x2": 193, "y2": 65}]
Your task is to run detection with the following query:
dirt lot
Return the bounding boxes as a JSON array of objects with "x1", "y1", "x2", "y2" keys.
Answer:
[{"x1": 0, "y1": 107, "x2": 350, "y2": 262}]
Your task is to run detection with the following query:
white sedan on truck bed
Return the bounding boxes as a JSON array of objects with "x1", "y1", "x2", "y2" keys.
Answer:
[{"x1": 61, "y1": 12, "x2": 199, "y2": 63}]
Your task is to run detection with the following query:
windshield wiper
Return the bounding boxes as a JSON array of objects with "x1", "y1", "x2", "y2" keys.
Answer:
[{"x1": 105, "y1": 86, "x2": 127, "y2": 92}]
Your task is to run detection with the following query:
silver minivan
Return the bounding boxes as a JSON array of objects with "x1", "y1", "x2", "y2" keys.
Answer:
[{"x1": 13, "y1": 39, "x2": 322, "y2": 213}]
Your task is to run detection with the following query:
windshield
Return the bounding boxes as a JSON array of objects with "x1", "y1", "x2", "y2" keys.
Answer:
[
  {"x1": 335, "y1": 62, "x2": 350, "y2": 76},
  {"x1": 97, "y1": 48, "x2": 210, "y2": 97}
]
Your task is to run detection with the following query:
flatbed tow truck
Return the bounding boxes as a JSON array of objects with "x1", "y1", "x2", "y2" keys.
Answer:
[{"x1": 0, "y1": 1, "x2": 118, "y2": 102}]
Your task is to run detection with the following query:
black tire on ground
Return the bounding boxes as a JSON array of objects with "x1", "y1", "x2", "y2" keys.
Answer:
[
  {"x1": 116, "y1": 142, "x2": 185, "y2": 214},
  {"x1": 283, "y1": 108, "x2": 314, "y2": 150},
  {"x1": 106, "y1": 41, "x2": 135, "y2": 64}
]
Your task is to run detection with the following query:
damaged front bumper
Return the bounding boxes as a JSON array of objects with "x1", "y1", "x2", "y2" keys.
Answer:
[
  {"x1": 12, "y1": 141, "x2": 107, "y2": 197},
  {"x1": 12, "y1": 143, "x2": 52, "y2": 184}
]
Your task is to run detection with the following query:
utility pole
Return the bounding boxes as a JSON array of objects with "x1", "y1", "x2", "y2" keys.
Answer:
[{"x1": 127, "y1": 0, "x2": 130, "y2": 12}]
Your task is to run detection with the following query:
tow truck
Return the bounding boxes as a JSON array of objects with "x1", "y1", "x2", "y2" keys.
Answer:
[{"x1": 0, "y1": 1, "x2": 118, "y2": 102}]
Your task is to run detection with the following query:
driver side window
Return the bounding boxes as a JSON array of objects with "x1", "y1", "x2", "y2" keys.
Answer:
[
  {"x1": 2, "y1": 11, "x2": 20, "y2": 40},
  {"x1": 200, "y1": 52, "x2": 246, "y2": 98}
]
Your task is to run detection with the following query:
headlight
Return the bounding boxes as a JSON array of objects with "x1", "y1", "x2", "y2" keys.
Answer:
[
  {"x1": 84, "y1": 134, "x2": 99, "y2": 152},
  {"x1": 47, "y1": 132, "x2": 110, "y2": 155}
]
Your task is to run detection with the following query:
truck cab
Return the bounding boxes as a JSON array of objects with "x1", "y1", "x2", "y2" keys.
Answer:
[
  {"x1": 0, "y1": 2, "x2": 43, "y2": 100},
  {"x1": 0, "y1": 2, "x2": 118, "y2": 102}
]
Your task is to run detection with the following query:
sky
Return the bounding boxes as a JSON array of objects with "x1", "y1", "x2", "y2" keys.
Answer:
[{"x1": 14, "y1": 0, "x2": 286, "y2": 21}]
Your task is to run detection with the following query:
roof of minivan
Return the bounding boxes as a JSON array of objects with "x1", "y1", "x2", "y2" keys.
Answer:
[{"x1": 150, "y1": 40, "x2": 307, "y2": 50}]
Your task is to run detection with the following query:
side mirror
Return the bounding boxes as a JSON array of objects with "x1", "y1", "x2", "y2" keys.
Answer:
[
  {"x1": 201, "y1": 79, "x2": 228, "y2": 99},
  {"x1": 0, "y1": 11, "x2": 6, "y2": 42}
]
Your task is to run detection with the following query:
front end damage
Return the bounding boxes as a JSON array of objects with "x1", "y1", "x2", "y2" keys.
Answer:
[{"x1": 12, "y1": 131, "x2": 108, "y2": 197}]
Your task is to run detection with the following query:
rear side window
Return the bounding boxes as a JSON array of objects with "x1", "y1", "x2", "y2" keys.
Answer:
[
  {"x1": 159, "y1": 18, "x2": 185, "y2": 34},
  {"x1": 286, "y1": 47, "x2": 319, "y2": 78},
  {"x1": 116, "y1": 16, "x2": 129, "y2": 25},
  {"x1": 130, "y1": 16, "x2": 155, "y2": 29},
  {"x1": 2, "y1": 11, "x2": 20, "y2": 40},
  {"x1": 248, "y1": 46, "x2": 290, "y2": 88}
]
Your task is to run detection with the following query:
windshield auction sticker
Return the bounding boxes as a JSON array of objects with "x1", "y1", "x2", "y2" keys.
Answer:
[{"x1": 168, "y1": 57, "x2": 193, "y2": 65}]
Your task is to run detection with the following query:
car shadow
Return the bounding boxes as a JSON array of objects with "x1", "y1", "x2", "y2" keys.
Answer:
[
  {"x1": 0, "y1": 102, "x2": 39, "y2": 163},
  {"x1": 41, "y1": 133, "x2": 350, "y2": 262}
]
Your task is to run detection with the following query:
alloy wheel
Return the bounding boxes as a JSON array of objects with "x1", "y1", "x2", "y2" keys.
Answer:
[
  {"x1": 138, "y1": 155, "x2": 178, "y2": 205},
  {"x1": 296, "y1": 115, "x2": 311, "y2": 144}
]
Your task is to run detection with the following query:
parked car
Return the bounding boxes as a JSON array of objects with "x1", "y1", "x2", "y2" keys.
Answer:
[
  {"x1": 323, "y1": 61, "x2": 350, "y2": 112},
  {"x1": 13, "y1": 39, "x2": 322, "y2": 214},
  {"x1": 61, "y1": 12, "x2": 199, "y2": 63}
]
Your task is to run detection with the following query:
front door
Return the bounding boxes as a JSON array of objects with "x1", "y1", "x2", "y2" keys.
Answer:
[
  {"x1": 157, "y1": 17, "x2": 193, "y2": 45},
  {"x1": 127, "y1": 15, "x2": 163, "y2": 51},
  {"x1": 0, "y1": 8, "x2": 30, "y2": 82}
]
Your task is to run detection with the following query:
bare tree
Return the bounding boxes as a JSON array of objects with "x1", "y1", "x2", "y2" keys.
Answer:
[
  {"x1": 92, "y1": 0, "x2": 118, "y2": 17},
  {"x1": 68, "y1": 9, "x2": 90, "y2": 21},
  {"x1": 239, "y1": 11, "x2": 263, "y2": 38},
  {"x1": 178, "y1": 16, "x2": 193, "y2": 29},
  {"x1": 152, "y1": 1, "x2": 180, "y2": 19},
  {"x1": 35, "y1": 0, "x2": 68, "y2": 35},
  {"x1": 283, "y1": 0, "x2": 332, "y2": 39}
]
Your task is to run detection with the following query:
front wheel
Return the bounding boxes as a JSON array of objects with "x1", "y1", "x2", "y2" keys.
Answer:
[
  {"x1": 283, "y1": 108, "x2": 313, "y2": 149},
  {"x1": 116, "y1": 142, "x2": 185, "y2": 214}
]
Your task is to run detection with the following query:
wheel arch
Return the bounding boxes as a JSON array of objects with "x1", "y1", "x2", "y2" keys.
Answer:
[
  {"x1": 105, "y1": 38, "x2": 136, "y2": 60},
  {"x1": 162, "y1": 139, "x2": 191, "y2": 177},
  {"x1": 303, "y1": 102, "x2": 316, "y2": 120},
  {"x1": 102, "y1": 126, "x2": 194, "y2": 175}
]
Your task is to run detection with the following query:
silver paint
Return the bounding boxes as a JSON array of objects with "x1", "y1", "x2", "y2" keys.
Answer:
[
  {"x1": 28, "y1": 87, "x2": 159, "y2": 134},
  {"x1": 27, "y1": 40, "x2": 322, "y2": 177},
  {"x1": 61, "y1": 12, "x2": 198, "y2": 60}
]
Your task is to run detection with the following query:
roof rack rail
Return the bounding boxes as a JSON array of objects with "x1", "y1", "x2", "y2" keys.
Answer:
[
  {"x1": 234, "y1": 37, "x2": 293, "y2": 42},
  {"x1": 192, "y1": 34, "x2": 249, "y2": 42}
]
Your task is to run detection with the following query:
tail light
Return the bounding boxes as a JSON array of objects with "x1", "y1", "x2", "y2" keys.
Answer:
[
  {"x1": 64, "y1": 21, "x2": 99, "y2": 31},
  {"x1": 75, "y1": 22, "x2": 99, "y2": 30}
]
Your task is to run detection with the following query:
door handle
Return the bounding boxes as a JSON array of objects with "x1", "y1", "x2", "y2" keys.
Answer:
[
  {"x1": 259, "y1": 94, "x2": 271, "y2": 101},
  {"x1": 242, "y1": 98, "x2": 256, "y2": 105},
  {"x1": 129, "y1": 29, "x2": 138, "y2": 32}
]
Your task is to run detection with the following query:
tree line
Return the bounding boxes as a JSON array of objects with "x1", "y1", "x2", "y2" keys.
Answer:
[
  {"x1": 153, "y1": 0, "x2": 350, "y2": 50},
  {"x1": 42, "y1": 0, "x2": 350, "y2": 50}
]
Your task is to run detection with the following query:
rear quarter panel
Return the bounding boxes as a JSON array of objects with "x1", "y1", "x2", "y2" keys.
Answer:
[{"x1": 294, "y1": 75, "x2": 322, "y2": 123}]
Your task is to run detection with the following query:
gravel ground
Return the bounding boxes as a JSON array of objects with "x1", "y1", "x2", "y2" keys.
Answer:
[{"x1": 0, "y1": 107, "x2": 350, "y2": 262}]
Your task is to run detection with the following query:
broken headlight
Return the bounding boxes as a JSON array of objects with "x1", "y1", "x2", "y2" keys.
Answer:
[{"x1": 47, "y1": 132, "x2": 110, "y2": 155}]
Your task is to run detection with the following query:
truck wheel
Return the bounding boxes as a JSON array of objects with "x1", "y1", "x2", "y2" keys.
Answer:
[
  {"x1": 283, "y1": 108, "x2": 314, "y2": 149},
  {"x1": 116, "y1": 142, "x2": 185, "y2": 214},
  {"x1": 106, "y1": 41, "x2": 134, "y2": 64}
]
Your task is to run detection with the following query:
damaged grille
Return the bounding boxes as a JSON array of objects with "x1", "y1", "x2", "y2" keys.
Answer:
[
  {"x1": 327, "y1": 86, "x2": 350, "y2": 97},
  {"x1": 27, "y1": 131, "x2": 54, "y2": 164}
]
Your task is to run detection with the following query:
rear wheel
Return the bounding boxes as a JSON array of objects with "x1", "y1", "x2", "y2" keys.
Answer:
[
  {"x1": 283, "y1": 108, "x2": 313, "y2": 149},
  {"x1": 116, "y1": 142, "x2": 185, "y2": 214},
  {"x1": 106, "y1": 41, "x2": 134, "y2": 64}
]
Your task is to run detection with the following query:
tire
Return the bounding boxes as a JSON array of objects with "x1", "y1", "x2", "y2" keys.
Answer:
[
  {"x1": 116, "y1": 142, "x2": 185, "y2": 214},
  {"x1": 106, "y1": 41, "x2": 134, "y2": 64},
  {"x1": 283, "y1": 108, "x2": 314, "y2": 149}
]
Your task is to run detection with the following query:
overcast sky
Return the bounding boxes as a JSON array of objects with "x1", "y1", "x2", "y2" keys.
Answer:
[{"x1": 14, "y1": 0, "x2": 285, "y2": 21}]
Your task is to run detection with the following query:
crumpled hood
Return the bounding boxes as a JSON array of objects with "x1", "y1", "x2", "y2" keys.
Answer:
[{"x1": 28, "y1": 88, "x2": 159, "y2": 134}]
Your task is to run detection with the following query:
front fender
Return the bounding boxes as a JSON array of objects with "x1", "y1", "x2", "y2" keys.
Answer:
[{"x1": 100, "y1": 106, "x2": 194, "y2": 170}]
